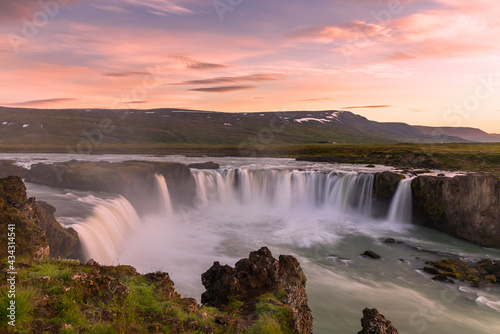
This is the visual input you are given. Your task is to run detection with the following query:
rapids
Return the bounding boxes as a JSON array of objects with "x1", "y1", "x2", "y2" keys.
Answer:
[{"x1": 12, "y1": 154, "x2": 500, "y2": 334}]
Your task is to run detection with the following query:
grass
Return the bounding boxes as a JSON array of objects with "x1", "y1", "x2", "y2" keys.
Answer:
[
  {"x1": 2, "y1": 259, "x2": 303, "y2": 334},
  {"x1": 247, "y1": 291, "x2": 295, "y2": 334}
]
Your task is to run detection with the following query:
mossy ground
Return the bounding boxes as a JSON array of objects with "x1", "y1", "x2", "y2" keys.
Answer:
[
  {"x1": 424, "y1": 259, "x2": 498, "y2": 287},
  {"x1": 0, "y1": 259, "x2": 296, "y2": 334}
]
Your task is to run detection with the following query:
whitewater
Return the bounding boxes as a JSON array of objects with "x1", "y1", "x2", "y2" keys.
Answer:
[{"x1": 5, "y1": 153, "x2": 499, "y2": 334}]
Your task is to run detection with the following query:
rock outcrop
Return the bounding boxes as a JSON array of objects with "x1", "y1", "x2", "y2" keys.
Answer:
[
  {"x1": 0, "y1": 176, "x2": 49, "y2": 261},
  {"x1": 0, "y1": 176, "x2": 79, "y2": 260},
  {"x1": 358, "y1": 308, "x2": 399, "y2": 334},
  {"x1": 25, "y1": 160, "x2": 196, "y2": 214},
  {"x1": 423, "y1": 258, "x2": 499, "y2": 287},
  {"x1": 0, "y1": 159, "x2": 28, "y2": 178},
  {"x1": 37, "y1": 201, "x2": 80, "y2": 258},
  {"x1": 412, "y1": 173, "x2": 500, "y2": 248},
  {"x1": 201, "y1": 247, "x2": 313, "y2": 334}
]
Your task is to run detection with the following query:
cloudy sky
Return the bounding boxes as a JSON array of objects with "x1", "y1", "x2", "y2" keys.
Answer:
[{"x1": 1, "y1": 0, "x2": 500, "y2": 132}]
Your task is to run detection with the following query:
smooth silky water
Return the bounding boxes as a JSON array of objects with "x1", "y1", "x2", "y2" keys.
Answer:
[{"x1": 13, "y1": 154, "x2": 500, "y2": 334}]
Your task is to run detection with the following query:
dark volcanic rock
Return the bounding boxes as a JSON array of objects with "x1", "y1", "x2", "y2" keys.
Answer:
[
  {"x1": 201, "y1": 247, "x2": 313, "y2": 334},
  {"x1": 358, "y1": 308, "x2": 399, "y2": 334},
  {"x1": 412, "y1": 173, "x2": 500, "y2": 248},
  {"x1": 0, "y1": 176, "x2": 50, "y2": 261},
  {"x1": 0, "y1": 160, "x2": 28, "y2": 178},
  {"x1": 25, "y1": 160, "x2": 196, "y2": 214},
  {"x1": 0, "y1": 176, "x2": 80, "y2": 260},
  {"x1": 37, "y1": 201, "x2": 80, "y2": 258},
  {"x1": 362, "y1": 251, "x2": 382, "y2": 259},
  {"x1": 424, "y1": 258, "x2": 499, "y2": 287},
  {"x1": 372, "y1": 172, "x2": 405, "y2": 218},
  {"x1": 187, "y1": 161, "x2": 220, "y2": 169}
]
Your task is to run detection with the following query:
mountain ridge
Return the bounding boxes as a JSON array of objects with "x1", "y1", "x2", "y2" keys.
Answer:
[{"x1": 0, "y1": 106, "x2": 498, "y2": 146}]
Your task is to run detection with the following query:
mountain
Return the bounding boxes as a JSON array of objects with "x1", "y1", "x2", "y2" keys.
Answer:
[{"x1": 0, "y1": 107, "x2": 498, "y2": 148}]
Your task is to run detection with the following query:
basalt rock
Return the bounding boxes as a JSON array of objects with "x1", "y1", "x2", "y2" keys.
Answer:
[
  {"x1": 0, "y1": 176, "x2": 49, "y2": 261},
  {"x1": 424, "y1": 258, "x2": 499, "y2": 287},
  {"x1": 412, "y1": 173, "x2": 500, "y2": 248},
  {"x1": 37, "y1": 201, "x2": 80, "y2": 259},
  {"x1": 187, "y1": 161, "x2": 220, "y2": 169},
  {"x1": 0, "y1": 176, "x2": 81, "y2": 260},
  {"x1": 358, "y1": 308, "x2": 399, "y2": 334},
  {"x1": 25, "y1": 160, "x2": 196, "y2": 214},
  {"x1": 372, "y1": 172, "x2": 405, "y2": 218},
  {"x1": 0, "y1": 159, "x2": 28, "y2": 178},
  {"x1": 362, "y1": 251, "x2": 382, "y2": 259},
  {"x1": 201, "y1": 247, "x2": 313, "y2": 334}
]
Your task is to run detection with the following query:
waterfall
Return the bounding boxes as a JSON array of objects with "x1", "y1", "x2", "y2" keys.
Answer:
[
  {"x1": 387, "y1": 177, "x2": 414, "y2": 224},
  {"x1": 155, "y1": 174, "x2": 173, "y2": 216},
  {"x1": 72, "y1": 196, "x2": 141, "y2": 264},
  {"x1": 191, "y1": 169, "x2": 374, "y2": 216}
]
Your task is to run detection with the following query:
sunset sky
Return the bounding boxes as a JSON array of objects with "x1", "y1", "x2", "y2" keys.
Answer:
[{"x1": 1, "y1": 0, "x2": 500, "y2": 132}]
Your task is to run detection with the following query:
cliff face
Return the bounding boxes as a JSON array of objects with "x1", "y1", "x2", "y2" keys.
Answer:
[
  {"x1": 0, "y1": 176, "x2": 78, "y2": 260},
  {"x1": 25, "y1": 160, "x2": 196, "y2": 214},
  {"x1": 412, "y1": 174, "x2": 500, "y2": 248},
  {"x1": 37, "y1": 201, "x2": 80, "y2": 258},
  {"x1": 1, "y1": 176, "x2": 49, "y2": 261},
  {"x1": 372, "y1": 171, "x2": 405, "y2": 218},
  {"x1": 201, "y1": 247, "x2": 313, "y2": 334}
]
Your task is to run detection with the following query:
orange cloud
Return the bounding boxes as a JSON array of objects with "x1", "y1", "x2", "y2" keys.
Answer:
[
  {"x1": 6, "y1": 98, "x2": 79, "y2": 107},
  {"x1": 189, "y1": 85, "x2": 257, "y2": 93}
]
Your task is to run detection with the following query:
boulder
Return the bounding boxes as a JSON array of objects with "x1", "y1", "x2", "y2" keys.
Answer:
[
  {"x1": 358, "y1": 308, "x2": 399, "y2": 334},
  {"x1": 201, "y1": 247, "x2": 313, "y2": 334},
  {"x1": 362, "y1": 251, "x2": 382, "y2": 260}
]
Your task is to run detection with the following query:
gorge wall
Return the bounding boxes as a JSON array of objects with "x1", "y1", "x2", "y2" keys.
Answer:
[
  {"x1": 411, "y1": 173, "x2": 500, "y2": 248},
  {"x1": 24, "y1": 160, "x2": 196, "y2": 214}
]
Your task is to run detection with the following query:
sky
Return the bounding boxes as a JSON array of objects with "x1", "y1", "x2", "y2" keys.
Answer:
[{"x1": 1, "y1": 0, "x2": 500, "y2": 132}]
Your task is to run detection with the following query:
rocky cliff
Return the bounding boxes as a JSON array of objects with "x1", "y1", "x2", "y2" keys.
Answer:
[
  {"x1": 372, "y1": 171, "x2": 405, "y2": 218},
  {"x1": 412, "y1": 173, "x2": 500, "y2": 248},
  {"x1": 24, "y1": 160, "x2": 196, "y2": 214},
  {"x1": 0, "y1": 176, "x2": 79, "y2": 260}
]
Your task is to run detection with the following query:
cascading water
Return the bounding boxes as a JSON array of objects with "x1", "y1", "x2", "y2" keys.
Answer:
[
  {"x1": 387, "y1": 177, "x2": 415, "y2": 224},
  {"x1": 154, "y1": 174, "x2": 174, "y2": 216},
  {"x1": 72, "y1": 196, "x2": 141, "y2": 264},
  {"x1": 21, "y1": 156, "x2": 500, "y2": 334},
  {"x1": 192, "y1": 169, "x2": 374, "y2": 216}
]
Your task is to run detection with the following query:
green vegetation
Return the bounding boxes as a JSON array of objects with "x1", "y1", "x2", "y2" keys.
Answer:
[
  {"x1": 1, "y1": 143, "x2": 500, "y2": 174},
  {"x1": 248, "y1": 291, "x2": 295, "y2": 334},
  {"x1": 0, "y1": 259, "x2": 299, "y2": 334}
]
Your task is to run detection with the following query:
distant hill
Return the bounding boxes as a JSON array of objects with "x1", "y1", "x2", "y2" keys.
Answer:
[{"x1": 0, "y1": 107, "x2": 498, "y2": 147}]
